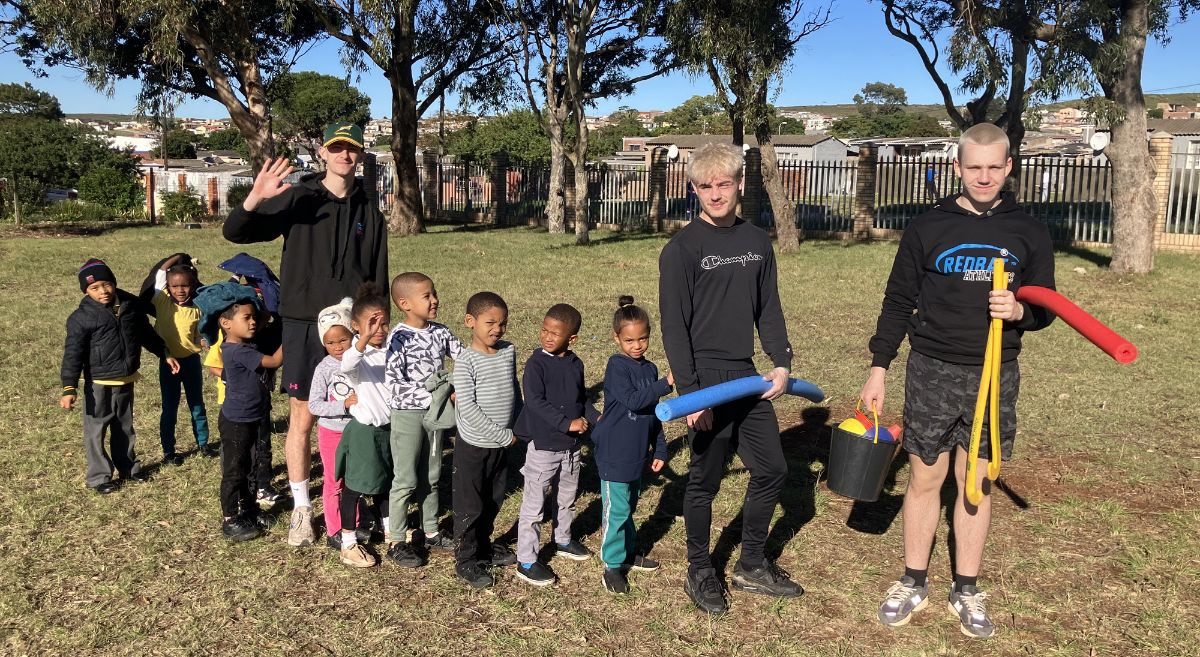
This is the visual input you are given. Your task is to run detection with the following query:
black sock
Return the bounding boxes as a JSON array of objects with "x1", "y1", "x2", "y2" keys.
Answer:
[
  {"x1": 954, "y1": 574, "x2": 978, "y2": 592},
  {"x1": 903, "y1": 567, "x2": 928, "y2": 588}
]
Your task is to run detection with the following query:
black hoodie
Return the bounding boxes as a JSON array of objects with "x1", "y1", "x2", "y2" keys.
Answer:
[
  {"x1": 869, "y1": 192, "x2": 1057, "y2": 369},
  {"x1": 223, "y1": 172, "x2": 389, "y2": 323}
]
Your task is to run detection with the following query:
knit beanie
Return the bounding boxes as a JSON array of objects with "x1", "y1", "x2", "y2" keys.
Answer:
[
  {"x1": 78, "y1": 258, "x2": 117, "y2": 292},
  {"x1": 317, "y1": 297, "x2": 354, "y2": 341}
]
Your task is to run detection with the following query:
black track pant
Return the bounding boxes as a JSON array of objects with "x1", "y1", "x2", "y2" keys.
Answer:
[
  {"x1": 683, "y1": 368, "x2": 787, "y2": 573},
  {"x1": 453, "y1": 440, "x2": 508, "y2": 567}
]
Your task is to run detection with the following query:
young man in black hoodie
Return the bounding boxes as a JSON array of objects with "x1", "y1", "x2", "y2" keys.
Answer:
[
  {"x1": 861, "y1": 123, "x2": 1056, "y2": 639},
  {"x1": 224, "y1": 123, "x2": 389, "y2": 547},
  {"x1": 659, "y1": 142, "x2": 801, "y2": 615}
]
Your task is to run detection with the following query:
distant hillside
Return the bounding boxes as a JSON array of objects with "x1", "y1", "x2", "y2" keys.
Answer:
[
  {"x1": 1041, "y1": 92, "x2": 1200, "y2": 110},
  {"x1": 780, "y1": 93, "x2": 1200, "y2": 119},
  {"x1": 778, "y1": 103, "x2": 950, "y2": 119},
  {"x1": 65, "y1": 113, "x2": 140, "y2": 122}
]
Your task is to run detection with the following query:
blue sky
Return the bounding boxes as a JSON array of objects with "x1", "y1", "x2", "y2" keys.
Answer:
[{"x1": 5, "y1": 2, "x2": 1199, "y2": 119}]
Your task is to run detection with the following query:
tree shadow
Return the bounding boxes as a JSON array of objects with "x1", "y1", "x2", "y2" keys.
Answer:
[
  {"x1": 1054, "y1": 243, "x2": 1111, "y2": 268},
  {"x1": 635, "y1": 435, "x2": 690, "y2": 558},
  {"x1": 544, "y1": 230, "x2": 663, "y2": 250}
]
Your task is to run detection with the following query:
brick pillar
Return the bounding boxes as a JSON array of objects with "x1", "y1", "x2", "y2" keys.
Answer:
[
  {"x1": 1149, "y1": 135, "x2": 1173, "y2": 248},
  {"x1": 206, "y1": 177, "x2": 219, "y2": 216},
  {"x1": 852, "y1": 142, "x2": 877, "y2": 241},
  {"x1": 742, "y1": 147, "x2": 763, "y2": 226},
  {"x1": 422, "y1": 150, "x2": 439, "y2": 221},
  {"x1": 648, "y1": 147, "x2": 668, "y2": 232},
  {"x1": 489, "y1": 151, "x2": 508, "y2": 226},
  {"x1": 145, "y1": 172, "x2": 156, "y2": 224},
  {"x1": 362, "y1": 151, "x2": 379, "y2": 210},
  {"x1": 177, "y1": 173, "x2": 187, "y2": 191}
]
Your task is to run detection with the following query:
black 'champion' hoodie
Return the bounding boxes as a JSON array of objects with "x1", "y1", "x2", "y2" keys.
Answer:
[
  {"x1": 223, "y1": 172, "x2": 389, "y2": 323},
  {"x1": 868, "y1": 192, "x2": 1057, "y2": 369}
]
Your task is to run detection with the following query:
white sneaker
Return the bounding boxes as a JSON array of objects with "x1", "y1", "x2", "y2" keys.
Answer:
[{"x1": 286, "y1": 506, "x2": 314, "y2": 547}]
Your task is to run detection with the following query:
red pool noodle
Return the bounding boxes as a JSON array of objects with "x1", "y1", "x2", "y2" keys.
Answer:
[{"x1": 1015, "y1": 286, "x2": 1138, "y2": 364}]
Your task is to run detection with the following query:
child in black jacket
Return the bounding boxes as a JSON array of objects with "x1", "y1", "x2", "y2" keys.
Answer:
[{"x1": 61, "y1": 259, "x2": 179, "y2": 494}]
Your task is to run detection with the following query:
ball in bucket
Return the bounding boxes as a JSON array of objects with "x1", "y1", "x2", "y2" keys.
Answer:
[
  {"x1": 865, "y1": 426, "x2": 895, "y2": 443},
  {"x1": 838, "y1": 418, "x2": 867, "y2": 435}
]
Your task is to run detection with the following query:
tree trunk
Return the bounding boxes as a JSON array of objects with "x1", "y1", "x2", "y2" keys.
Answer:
[
  {"x1": 571, "y1": 122, "x2": 589, "y2": 246},
  {"x1": 389, "y1": 66, "x2": 424, "y2": 235},
  {"x1": 182, "y1": 26, "x2": 274, "y2": 172},
  {"x1": 759, "y1": 140, "x2": 800, "y2": 252},
  {"x1": 1105, "y1": 1, "x2": 1156, "y2": 275},
  {"x1": 546, "y1": 114, "x2": 567, "y2": 233}
]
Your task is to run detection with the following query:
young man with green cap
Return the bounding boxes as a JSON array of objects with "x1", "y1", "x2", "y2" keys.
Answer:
[{"x1": 224, "y1": 122, "x2": 389, "y2": 548}]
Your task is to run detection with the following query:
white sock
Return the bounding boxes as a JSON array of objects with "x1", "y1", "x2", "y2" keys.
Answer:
[
  {"x1": 290, "y1": 480, "x2": 310, "y2": 508},
  {"x1": 382, "y1": 516, "x2": 390, "y2": 537},
  {"x1": 341, "y1": 530, "x2": 357, "y2": 548}
]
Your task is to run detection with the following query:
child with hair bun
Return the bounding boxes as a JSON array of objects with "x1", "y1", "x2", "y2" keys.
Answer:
[{"x1": 590, "y1": 295, "x2": 673, "y2": 594}]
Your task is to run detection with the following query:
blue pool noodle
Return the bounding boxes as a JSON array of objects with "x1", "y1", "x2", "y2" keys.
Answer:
[{"x1": 655, "y1": 376, "x2": 825, "y2": 422}]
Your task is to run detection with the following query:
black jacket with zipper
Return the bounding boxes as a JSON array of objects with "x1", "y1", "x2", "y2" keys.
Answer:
[
  {"x1": 223, "y1": 172, "x2": 389, "y2": 323},
  {"x1": 61, "y1": 288, "x2": 167, "y2": 388},
  {"x1": 868, "y1": 192, "x2": 1057, "y2": 369}
]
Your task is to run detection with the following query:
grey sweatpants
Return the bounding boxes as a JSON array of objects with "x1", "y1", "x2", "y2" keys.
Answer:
[
  {"x1": 516, "y1": 443, "x2": 581, "y2": 565},
  {"x1": 83, "y1": 382, "x2": 141, "y2": 487}
]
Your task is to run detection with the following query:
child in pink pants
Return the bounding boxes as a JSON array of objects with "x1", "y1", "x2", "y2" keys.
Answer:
[{"x1": 308, "y1": 299, "x2": 359, "y2": 549}]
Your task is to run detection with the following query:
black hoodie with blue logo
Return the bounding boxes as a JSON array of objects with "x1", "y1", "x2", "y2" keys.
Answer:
[{"x1": 869, "y1": 192, "x2": 1057, "y2": 369}]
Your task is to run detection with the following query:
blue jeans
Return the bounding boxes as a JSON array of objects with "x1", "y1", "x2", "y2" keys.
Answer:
[{"x1": 159, "y1": 354, "x2": 210, "y2": 455}]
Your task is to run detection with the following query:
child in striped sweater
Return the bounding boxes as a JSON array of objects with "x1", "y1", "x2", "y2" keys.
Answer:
[{"x1": 451, "y1": 291, "x2": 522, "y2": 589}]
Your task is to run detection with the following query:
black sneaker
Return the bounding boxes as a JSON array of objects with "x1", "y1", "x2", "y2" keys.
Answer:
[
  {"x1": 627, "y1": 555, "x2": 660, "y2": 571},
  {"x1": 555, "y1": 540, "x2": 591, "y2": 561},
  {"x1": 386, "y1": 541, "x2": 426, "y2": 568},
  {"x1": 164, "y1": 453, "x2": 185, "y2": 467},
  {"x1": 730, "y1": 559, "x2": 804, "y2": 598},
  {"x1": 456, "y1": 561, "x2": 495, "y2": 589},
  {"x1": 515, "y1": 561, "x2": 557, "y2": 587},
  {"x1": 93, "y1": 481, "x2": 118, "y2": 495},
  {"x1": 199, "y1": 444, "x2": 220, "y2": 458},
  {"x1": 490, "y1": 543, "x2": 517, "y2": 567},
  {"x1": 603, "y1": 567, "x2": 630, "y2": 594},
  {"x1": 256, "y1": 486, "x2": 285, "y2": 507},
  {"x1": 125, "y1": 471, "x2": 151, "y2": 483},
  {"x1": 357, "y1": 528, "x2": 373, "y2": 545},
  {"x1": 424, "y1": 532, "x2": 455, "y2": 553},
  {"x1": 222, "y1": 516, "x2": 262, "y2": 542},
  {"x1": 684, "y1": 567, "x2": 729, "y2": 615}
]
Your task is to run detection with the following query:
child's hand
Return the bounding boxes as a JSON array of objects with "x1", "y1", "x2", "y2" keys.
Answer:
[
  {"x1": 450, "y1": 391, "x2": 457, "y2": 404},
  {"x1": 651, "y1": 458, "x2": 664, "y2": 473},
  {"x1": 569, "y1": 417, "x2": 588, "y2": 433},
  {"x1": 165, "y1": 357, "x2": 181, "y2": 375},
  {"x1": 60, "y1": 394, "x2": 76, "y2": 410},
  {"x1": 666, "y1": 370, "x2": 674, "y2": 387},
  {"x1": 344, "y1": 393, "x2": 358, "y2": 408}
]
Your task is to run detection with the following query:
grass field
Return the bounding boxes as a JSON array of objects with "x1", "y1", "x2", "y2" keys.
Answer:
[{"x1": 0, "y1": 223, "x2": 1196, "y2": 656}]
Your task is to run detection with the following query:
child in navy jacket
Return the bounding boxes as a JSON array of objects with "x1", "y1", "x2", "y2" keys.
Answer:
[{"x1": 590, "y1": 296, "x2": 672, "y2": 594}]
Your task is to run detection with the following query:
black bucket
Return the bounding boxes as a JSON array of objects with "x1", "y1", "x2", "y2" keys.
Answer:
[{"x1": 827, "y1": 427, "x2": 900, "y2": 502}]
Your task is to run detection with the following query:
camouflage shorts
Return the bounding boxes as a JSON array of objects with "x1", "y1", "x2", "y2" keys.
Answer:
[{"x1": 902, "y1": 350, "x2": 1020, "y2": 467}]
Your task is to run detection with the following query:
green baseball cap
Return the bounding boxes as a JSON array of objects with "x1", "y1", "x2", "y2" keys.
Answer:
[{"x1": 322, "y1": 122, "x2": 365, "y2": 149}]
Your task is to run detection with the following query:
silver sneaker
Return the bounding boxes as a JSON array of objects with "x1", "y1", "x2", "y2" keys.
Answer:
[
  {"x1": 947, "y1": 585, "x2": 995, "y2": 638},
  {"x1": 286, "y1": 506, "x2": 315, "y2": 547},
  {"x1": 877, "y1": 576, "x2": 929, "y2": 627}
]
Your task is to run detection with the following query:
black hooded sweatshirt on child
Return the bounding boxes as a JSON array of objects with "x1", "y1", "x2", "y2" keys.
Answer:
[
  {"x1": 868, "y1": 192, "x2": 1057, "y2": 370},
  {"x1": 223, "y1": 172, "x2": 389, "y2": 323}
]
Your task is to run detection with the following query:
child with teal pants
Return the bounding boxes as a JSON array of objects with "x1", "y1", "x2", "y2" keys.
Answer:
[{"x1": 590, "y1": 295, "x2": 673, "y2": 594}]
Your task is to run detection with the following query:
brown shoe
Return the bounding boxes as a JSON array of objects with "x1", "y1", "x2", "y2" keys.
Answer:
[{"x1": 340, "y1": 543, "x2": 377, "y2": 568}]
